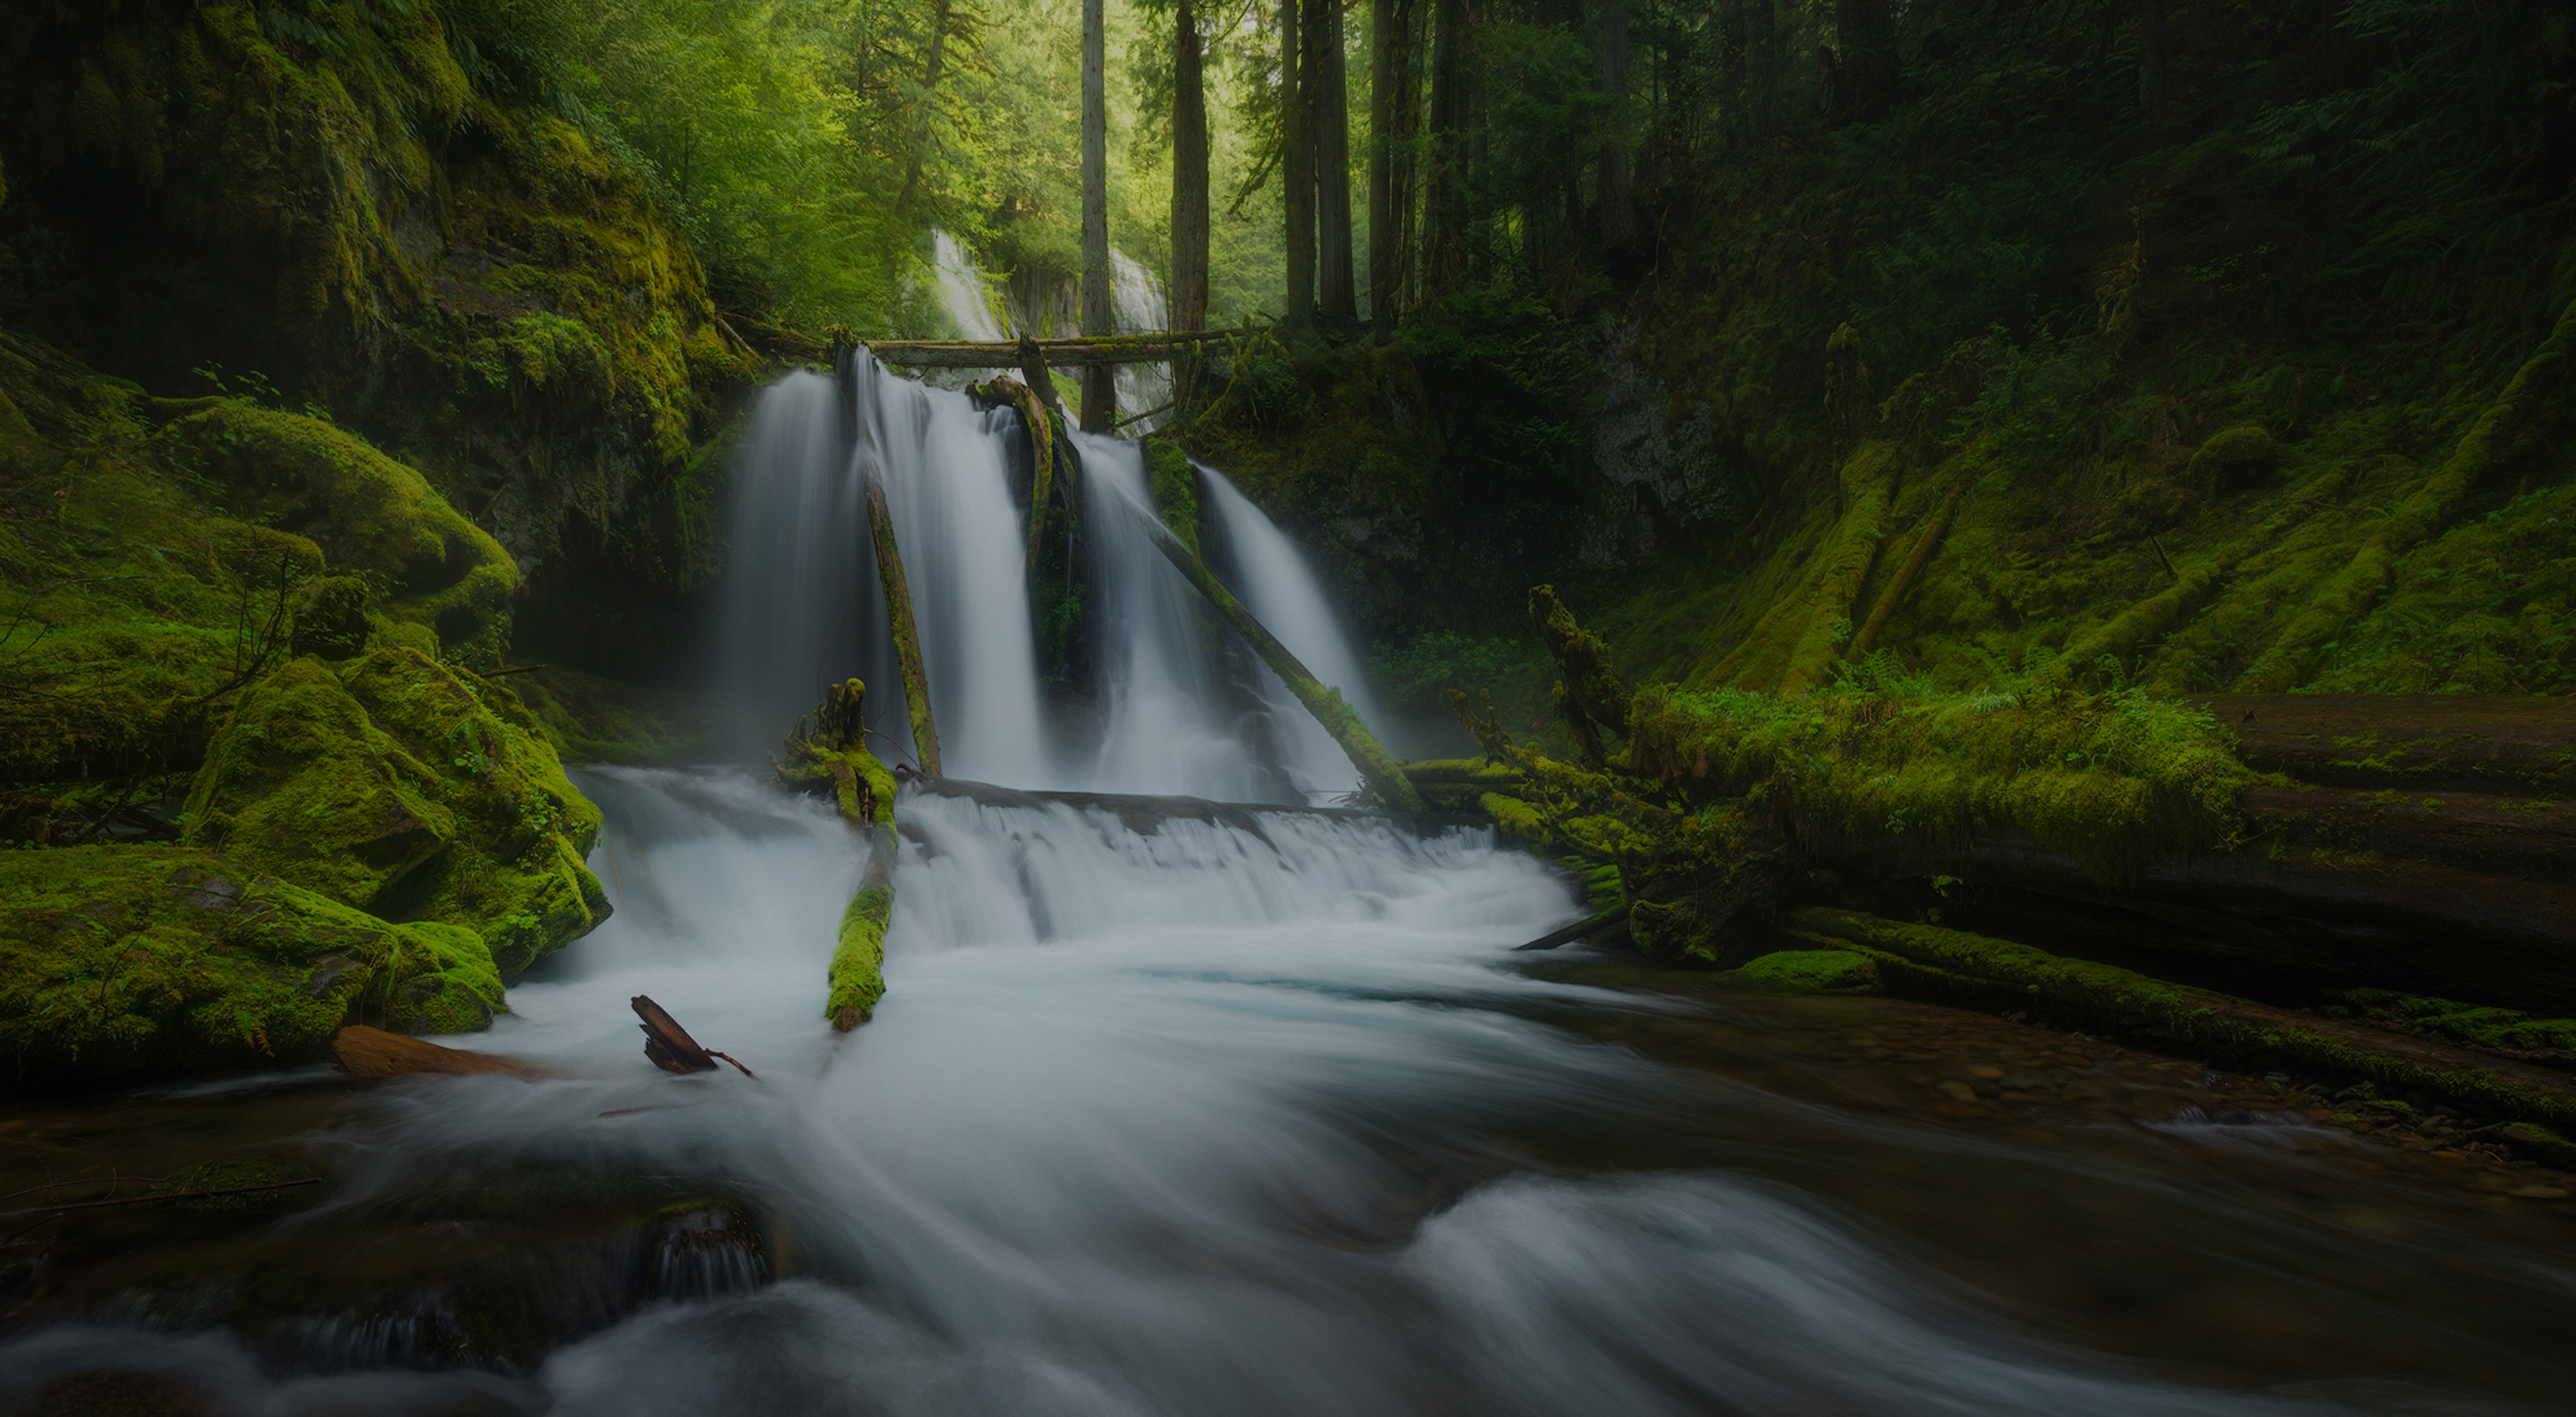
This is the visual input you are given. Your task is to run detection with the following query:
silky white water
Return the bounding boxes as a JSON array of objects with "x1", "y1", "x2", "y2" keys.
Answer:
[
  {"x1": 3, "y1": 769, "x2": 2472, "y2": 1414},
  {"x1": 14, "y1": 361, "x2": 2564, "y2": 1414}
]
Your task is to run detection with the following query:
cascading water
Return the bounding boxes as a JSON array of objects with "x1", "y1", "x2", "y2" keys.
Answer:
[
  {"x1": 1202, "y1": 462, "x2": 1388, "y2": 799},
  {"x1": 929, "y1": 229, "x2": 1171, "y2": 432},
  {"x1": 17, "y1": 359, "x2": 2572, "y2": 1414}
]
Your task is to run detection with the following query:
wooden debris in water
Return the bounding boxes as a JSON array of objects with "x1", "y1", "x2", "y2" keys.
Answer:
[
  {"x1": 329, "y1": 1025, "x2": 555, "y2": 1081},
  {"x1": 632, "y1": 995, "x2": 760, "y2": 1079}
]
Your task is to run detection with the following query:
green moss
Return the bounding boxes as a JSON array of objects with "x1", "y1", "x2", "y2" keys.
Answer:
[
  {"x1": 158, "y1": 401, "x2": 520, "y2": 668},
  {"x1": 2318, "y1": 988, "x2": 2576, "y2": 1058},
  {"x1": 1794, "y1": 906, "x2": 2576, "y2": 1130},
  {"x1": 827, "y1": 829, "x2": 895, "y2": 1031},
  {"x1": 1736, "y1": 948, "x2": 1880, "y2": 991},
  {"x1": 2186, "y1": 425, "x2": 2278, "y2": 493},
  {"x1": 1142, "y1": 439, "x2": 1202, "y2": 556},
  {"x1": 0, "y1": 845, "x2": 502, "y2": 1085},
  {"x1": 1624, "y1": 679, "x2": 2259, "y2": 885},
  {"x1": 182, "y1": 647, "x2": 608, "y2": 978}
]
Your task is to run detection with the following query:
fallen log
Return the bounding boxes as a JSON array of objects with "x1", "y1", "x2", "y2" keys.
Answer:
[
  {"x1": 2202, "y1": 693, "x2": 2576, "y2": 795},
  {"x1": 971, "y1": 375, "x2": 1072, "y2": 580},
  {"x1": 1097, "y1": 479, "x2": 1428, "y2": 813},
  {"x1": 860, "y1": 446, "x2": 943, "y2": 777},
  {"x1": 869, "y1": 330, "x2": 1231, "y2": 368},
  {"x1": 1513, "y1": 903, "x2": 1633, "y2": 952},
  {"x1": 328, "y1": 1025, "x2": 554, "y2": 1081},
  {"x1": 913, "y1": 774, "x2": 1478, "y2": 838},
  {"x1": 633, "y1": 995, "x2": 758, "y2": 1078},
  {"x1": 1785, "y1": 906, "x2": 2576, "y2": 1133},
  {"x1": 828, "y1": 821, "x2": 896, "y2": 1032},
  {"x1": 1844, "y1": 491, "x2": 1956, "y2": 660}
]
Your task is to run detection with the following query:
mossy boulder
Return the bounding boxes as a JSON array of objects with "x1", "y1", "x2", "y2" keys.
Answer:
[
  {"x1": 1738, "y1": 948, "x2": 1880, "y2": 991},
  {"x1": 182, "y1": 646, "x2": 608, "y2": 977},
  {"x1": 0, "y1": 846, "x2": 504, "y2": 1085},
  {"x1": 159, "y1": 402, "x2": 520, "y2": 667},
  {"x1": 2187, "y1": 425, "x2": 2278, "y2": 493}
]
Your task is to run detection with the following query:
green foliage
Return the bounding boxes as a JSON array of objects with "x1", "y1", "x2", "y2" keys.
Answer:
[
  {"x1": 2318, "y1": 988, "x2": 2576, "y2": 1060},
  {"x1": 1737, "y1": 948, "x2": 1879, "y2": 992},
  {"x1": 1370, "y1": 632, "x2": 1548, "y2": 718}
]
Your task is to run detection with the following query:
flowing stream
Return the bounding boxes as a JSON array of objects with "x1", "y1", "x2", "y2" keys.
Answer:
[{"x1": 6, "y1": 362, "x2": 2573, "y2": 1414}]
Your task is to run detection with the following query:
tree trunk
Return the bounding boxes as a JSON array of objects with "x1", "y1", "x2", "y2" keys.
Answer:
[
  {"x1": 1388, "y1": 0, "x2": 1423, "y2": 314},
  {"x1": 895, "y1": 0, "x2": 956, "y2": 218},
  {"x1": 1281, "y1": 0, "x2": 1317, "y2": 332},
  {"x1": 1833, "y1": 0, "x2": 1897, "y2": 123},
  {"x1": 1368, "y1": 0, "x2": 1398, "y2": 323},
  {"x1": 2137, "y1": 0, "x2": 2168, "y2": 115},
  {"x1": 1171, "y1": 0, "x2": 1211, "y2": 406},
  {"x1": 1423, "y1": 0, "x2": 1467, "y2": 301},
  {"x1": 1171, "y1": 0, "x2": 1211, "y2": 338},
  {"x1": 1079, "y1": 0, "x2": 1115, "y2": 430},
  {"x1": 1313, "y1": 0, "x2": 1358, "y2": 319},
  {"x1": 862, "y1": 451, "x2": 943, "y2": 777},
  {"x1": 1596, "y1": 0, "x2": 1635, "y2": 253},
  {"x1": 1747, "y1": 0, "x2": 1776, "y2": 136}
]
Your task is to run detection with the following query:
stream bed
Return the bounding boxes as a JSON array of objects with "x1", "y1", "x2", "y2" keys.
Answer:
[{"x1": 4, "y1": 768, "x2": 2573, "y2": 1414}]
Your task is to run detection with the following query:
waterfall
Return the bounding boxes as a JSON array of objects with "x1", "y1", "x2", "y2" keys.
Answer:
[
  {"x1": 929, "y1": 229, "x2": 1172, "y2": 432},
  {"x1": 1202, "y1": 464, "x2": 1386, "y2": 801},
  {"x1": 1071, "y1": 432, "x2": 1282, "y2": 801}
]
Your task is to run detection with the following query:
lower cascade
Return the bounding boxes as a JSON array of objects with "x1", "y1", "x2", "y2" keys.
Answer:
[{"x1": 4, "y1": 358, "x2": 2570, "y2": 1415}]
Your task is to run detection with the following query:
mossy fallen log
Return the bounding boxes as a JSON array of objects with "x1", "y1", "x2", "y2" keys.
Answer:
[
  {"x1": 1844, "y1": 490, "x2": 1956, "y2": 660},
  {"x1": 970, "y1": 376, "x2": 1067, "y2": 578},
  {"x1": 1099, "y1": 477, "x2": 1427, "y2": 812},
  {"x1": 914, "y1": 774, "x2": 1479, "y2": 838},
  {"x1": 860, "y1": 450, "x2": 943, "y2": 777},
  {"x1": 773, "y1": 680, "x2": 902, "y2": 1031},
  {"x1": 1785, "y1": 906, "x2": 2576, "y2": 1132},
  {"x1": 2202, "y1": 693, "x2": 2576, "y2": 795}
]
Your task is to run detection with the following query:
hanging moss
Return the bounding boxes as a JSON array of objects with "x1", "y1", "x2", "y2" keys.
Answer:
[
  {"x1": 0, "y1": 845, "x2": 505, "y2": 1086},
  {"x1": 182, "y1": 646, "x2": 609, "y2": 978}
]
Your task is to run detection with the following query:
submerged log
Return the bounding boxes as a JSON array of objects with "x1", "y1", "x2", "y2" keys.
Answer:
[
  {"x1": 1513, "y1": 903, "x2": 1633, "y2": 952},
  {"x1": 1785, "y1": 906, "x2": 2576, "y2": 1132},
  {"x1": 329, "y1": 1025, "x2": 554, "y2": 1081},
  {"x1": 860, "y1": 448, "x2": 943, "y2": 777},
  {"x1": 1099, "y1": 482, "x2": 1428, "y2": 813}
]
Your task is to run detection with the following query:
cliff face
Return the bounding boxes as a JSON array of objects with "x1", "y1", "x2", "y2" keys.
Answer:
[{"x1": 0, "y1": 0, "x2": 754, "y2": 673}]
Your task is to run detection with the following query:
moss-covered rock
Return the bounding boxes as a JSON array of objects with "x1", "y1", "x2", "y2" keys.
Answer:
[
  {"x1": 509, "y1": 665, "x2": 716, "y2": 765},
  {"x1": 1737, "y1": 948, "x2": 1880, "y2": 991},
  {"x1": 158, "y1": 402, "x2": 520, "y2": 668},
  {"x1": 182, "y1": 647, "x2": 608, "y2": 977},
  {"x1": 0, "y1": 845, "x2": 504, "y2": 1085}
]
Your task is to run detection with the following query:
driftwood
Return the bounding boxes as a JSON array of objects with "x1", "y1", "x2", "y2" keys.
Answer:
[
  {"x1": 633, "y1": 995, "x2": 759, "y2": 1079},
  {"x1": 329, "y1": 1025, "x2": 555, "y2": 1081},
  {"x1": 860, "y1": 448, "x2": 943, "y2": 777},
  {"x1": 1513, "y1": 903, "x2": 1633, "y2": 951}
]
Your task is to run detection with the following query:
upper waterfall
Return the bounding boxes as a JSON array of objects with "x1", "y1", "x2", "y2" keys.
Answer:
[{"x1": 717, "y1": 354, "x2": 1387, "y2": 803}]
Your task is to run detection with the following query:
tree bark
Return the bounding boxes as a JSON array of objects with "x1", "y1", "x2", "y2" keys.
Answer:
[
  {"x1": 1171, "y1": 0, "x2": 1212, "y2": 404},
  {"x1": 2137, "y1": 0, "x2": 2168, "y2": 115},
  {"x1": 1368, "y1": 0, "x2": 1399, "y2": 323},
  {"x1": 1596, "y1": 0, "x2": 1635, "y2": 253},
  {"x1": 1423, "y1": 0, "x2": 1468, "y2": 301},
  {"x1": 330, "y1": 1025, "x2": 553, "y2": 1080},
  {"x1": 862, "y1": 450, "x2": 943, "y2": 777},
  {"x1": 1080, "y1": 0, "x2": 1115, "y2": 431},
  {"x1": 1313, "y1": 0, "x2": 1358, "y2": 319},
  {"x1": 1833, "y1": 0, "x2": 1897, "y2": 122},
  {"x1": 1281, "y1": 0, "x2": 1316, "y2": 332},
  {"x1": 1747, "y1": 0, "x2": 1776, "y2": 136}
]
